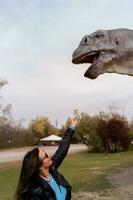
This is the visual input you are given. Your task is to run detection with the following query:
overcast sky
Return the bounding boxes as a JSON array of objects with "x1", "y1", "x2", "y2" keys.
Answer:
[{"x1": 0, "y1": 0, "x2": 133, "y2": 127}]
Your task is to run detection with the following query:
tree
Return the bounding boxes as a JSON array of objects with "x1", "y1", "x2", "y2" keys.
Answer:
[
  {"x1": 0, "y1": 79, "x2": 40, "y2": 148},
  {"x1": 30, "y1": 117, "x2": 50, "y2": 139},
  {"x1": 129, "y1": 119, "x2": 133, "y2": 139},
  {"x1": 96, "y1": 119, "x2": 110, "y2": 152},
  {"x1": 108, "y1": 116, "x2": 130, "y2": 151},
  {"x1": 96, "y1": 113, "x2": 130, "y2": 152},
  {"x1": 30, "y1": 116, "x2": 59, "y2": 140},
  {"x1": 76, "y1": 113, "x2": 96, "y2": 144},
  {"x1": 60, "y1": 113, "x2": 98, "y2": 145}
]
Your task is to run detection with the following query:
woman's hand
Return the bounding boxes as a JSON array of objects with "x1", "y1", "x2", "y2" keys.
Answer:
[{"x1": 70, "y1": 117, "x2": 77, "y2": 129}]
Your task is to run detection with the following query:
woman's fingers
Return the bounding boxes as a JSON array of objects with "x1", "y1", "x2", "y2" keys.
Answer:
[{"x1": 70, "y1": 117, "x2": 77, "y2": 128}]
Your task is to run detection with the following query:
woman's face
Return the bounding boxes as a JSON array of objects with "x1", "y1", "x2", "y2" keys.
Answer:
[{"x1": 38, "y1": 147, "x2": 53, "y2": 169}]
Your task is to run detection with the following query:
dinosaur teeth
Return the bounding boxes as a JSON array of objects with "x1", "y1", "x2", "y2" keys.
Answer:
[{"x1": 72, "y1": 51, "x2": 100, "y2": 64}]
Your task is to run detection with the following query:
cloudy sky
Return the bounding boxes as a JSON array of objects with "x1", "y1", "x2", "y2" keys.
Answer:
[{"x1": 0, "y1": 0, "x2": 133, "y2": 127}]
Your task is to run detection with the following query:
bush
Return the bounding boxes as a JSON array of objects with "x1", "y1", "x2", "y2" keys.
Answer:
[
  {"x1": 88, "y1": 132, "x2": 102, "y2": 152},
  {"x1": 96, "y1": 114, "x2": 131, "y2": 152}
]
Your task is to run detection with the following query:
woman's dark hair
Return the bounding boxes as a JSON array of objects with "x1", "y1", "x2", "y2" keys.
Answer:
[{"x1": 16, "y1": 147, "x2": 42, "y2": 200}]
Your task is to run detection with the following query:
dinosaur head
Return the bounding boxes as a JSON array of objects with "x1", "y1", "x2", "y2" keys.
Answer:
[{"x1": 72, "y1": 29, "x2": 133, "y2": 79}]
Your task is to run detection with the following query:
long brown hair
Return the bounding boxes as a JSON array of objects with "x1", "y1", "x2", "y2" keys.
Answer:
[{"x1": 16, "y1": 147, "x2": 42, "y2": 200}]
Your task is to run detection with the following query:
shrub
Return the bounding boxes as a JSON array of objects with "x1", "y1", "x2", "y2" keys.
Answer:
[{"x1": 96, "y1": 114, "x2": 130, "y2": 152}]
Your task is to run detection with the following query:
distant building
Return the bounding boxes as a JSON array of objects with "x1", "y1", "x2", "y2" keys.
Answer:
[{"x1": 40, "y1": 135, "x2": 62, "y2": 146}]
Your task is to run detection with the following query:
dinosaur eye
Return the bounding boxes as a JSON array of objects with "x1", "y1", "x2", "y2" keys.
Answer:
[
  {"x1": 114, "y1": 37, "x2": 120, "y2": 46},
  {"x1": 115, "y1": 40, "x2": 119, "y2": 45},
  {"x1": 96, "y1": 33, "x2": 104, "y2": 38},
  {"x1": 95, "y1": 32, "x2": 105, "y2": 38}
]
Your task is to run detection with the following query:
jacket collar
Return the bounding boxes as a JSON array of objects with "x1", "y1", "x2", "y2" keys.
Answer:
[{"x1": 37, "y1": 176, "x2": 51, "y2": 189}]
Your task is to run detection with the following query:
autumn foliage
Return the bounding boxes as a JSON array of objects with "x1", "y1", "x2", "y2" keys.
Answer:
[{"x1": 96, "y1": 114, "x2": 131, "y2": 152}]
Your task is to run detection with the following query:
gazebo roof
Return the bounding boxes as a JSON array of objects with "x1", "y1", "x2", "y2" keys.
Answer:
[{"x1": 40, "y1": 135, "x2": 62, "y2": 141}]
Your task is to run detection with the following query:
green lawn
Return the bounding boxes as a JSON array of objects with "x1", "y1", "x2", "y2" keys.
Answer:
[{"x1": 1, "y1": 150, "x2": 133, "y2": 200}]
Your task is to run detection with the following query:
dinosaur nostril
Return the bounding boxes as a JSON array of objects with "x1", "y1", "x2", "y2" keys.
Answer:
[{"x1": 84, "y1": 37, "x2": 87, "y2": 43}]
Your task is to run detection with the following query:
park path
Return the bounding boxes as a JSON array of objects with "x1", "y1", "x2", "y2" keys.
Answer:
[
  {"x1": 0, "y1": 144, "x2": 87, "y2": 163},
  {"x1": 73, "y1": 165, "x2": 133, "y2": 200}
]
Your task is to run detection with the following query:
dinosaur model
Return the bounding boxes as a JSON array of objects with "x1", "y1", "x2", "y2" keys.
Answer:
[{"x1": 72, "y1": 28, "x2": 133, "y2": 79}]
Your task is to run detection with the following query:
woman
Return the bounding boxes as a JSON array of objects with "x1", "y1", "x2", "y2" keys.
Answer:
[{"x1": 16, "y1": 118, "x2": 77, "y2": 200}]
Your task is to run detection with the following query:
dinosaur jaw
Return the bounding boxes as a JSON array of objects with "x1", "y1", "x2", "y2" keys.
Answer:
[{"x1": 72, "y1": 51, "x2": 101, "y2": 79}]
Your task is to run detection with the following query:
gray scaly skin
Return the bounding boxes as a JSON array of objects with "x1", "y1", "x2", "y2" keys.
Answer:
[{"x1": 72, "y1": 28, "x2": 133, "y2": 79}]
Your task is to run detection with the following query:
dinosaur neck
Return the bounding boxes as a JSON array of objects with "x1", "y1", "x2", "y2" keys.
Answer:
[
  {"x1": 107, "y1": 51, "x2": 133, "y2": 76},
  {"x1": 107, "y1": 62, "x2": 133, "y2": 76}
]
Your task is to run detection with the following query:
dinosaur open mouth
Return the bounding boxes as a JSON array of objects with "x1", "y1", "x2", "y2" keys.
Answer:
[
  {"x1": 72, "y1": 51, "x2": 101, "y2": 79},
  {"x1": 72, "y1": 51, "x2": 100, "y2": 66}
]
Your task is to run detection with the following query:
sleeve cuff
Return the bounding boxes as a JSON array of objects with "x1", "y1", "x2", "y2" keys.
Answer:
[{"x1": 69, "y1": 126, "x2": 76, "y2": 131}]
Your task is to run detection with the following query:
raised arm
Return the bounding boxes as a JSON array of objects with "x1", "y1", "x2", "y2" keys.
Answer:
[{"x1": 51, "y1": 118, "x2": 77, "y2": 169}]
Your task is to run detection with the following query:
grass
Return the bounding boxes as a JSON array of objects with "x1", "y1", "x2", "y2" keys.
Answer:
[
  {"x1": 0, "y1": 161, "x2": 21, "y2": 200},
  {"x1": 1, "y1": 150, "x2": 133, "y2": 200},
  {"x1": 59, "y1": 150, "x2": 133, "y2": 191}
]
